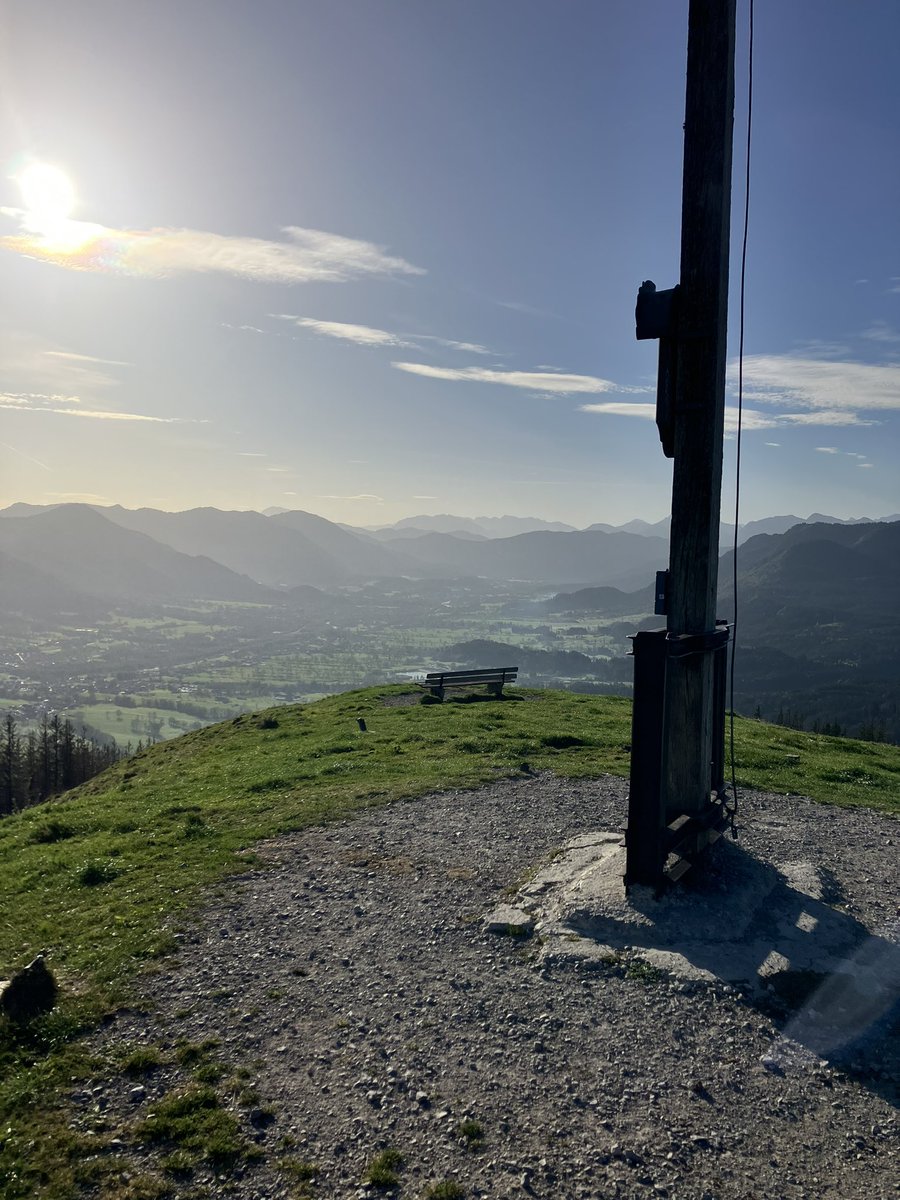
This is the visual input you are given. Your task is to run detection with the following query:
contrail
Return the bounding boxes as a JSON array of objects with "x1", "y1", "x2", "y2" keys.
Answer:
[{"x1": 0, "y1": 441, "x2": 51, "y2": 470}]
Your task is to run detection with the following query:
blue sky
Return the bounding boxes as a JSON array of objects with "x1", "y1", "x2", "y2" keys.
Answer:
[{"x1": 1, "y1": 0, "x2": 898, "y2": 526}]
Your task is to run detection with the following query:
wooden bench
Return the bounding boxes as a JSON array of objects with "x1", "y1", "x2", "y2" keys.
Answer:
[{"x1": 417, "y1": 666, "x2": 518, "y2": 700}]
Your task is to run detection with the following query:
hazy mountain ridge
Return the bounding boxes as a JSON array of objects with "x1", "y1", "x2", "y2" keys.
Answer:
[
  {"x1": 0, "y1": 506, "x2": 270, "y2": 608},
  {"x1": 367, "y1": 514, "x2": 578, "y2": 537},
  {"x1": 370, "y1": 527, "x2": 669, "y2": 590},
  {"x1": 547, "y1": 519, "x2": 900, "y2": 739}
]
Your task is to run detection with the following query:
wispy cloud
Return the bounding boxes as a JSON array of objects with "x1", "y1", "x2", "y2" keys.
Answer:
[
  {"x1": 1, "y1": 210, "x2": 423, "y2": 284},
  {"x1": 221, "y1": 323, "x2": 269, "y2": 335},
  {"x1": 47, "y1": 491, "x2": 111, "y2": 502},
  {"x1": 283, "y1": 317, "x2": 412, "y2": 348},
  {"x1": 580, "y1": 401, "x2": 657, "y2": 419},
  {"x1": 318, "y1": 493, "x2": 384, "y2": 503},
  {"x1": 815, "y1": 446, "x2": 872, "y2": 467},
  {"x1": 413, "y1": 335, "x2": 491, "y2": 355},
  {"x1": 45, "y1": 350, "x2": 131, "y2": 367},
  {"x1": 392, "y1": 362, "x2": 641, "y2": 396},
  {"x1": 580, "y1": 401, "x2": 874, "y2": 432},
  {"x1": 493, "y1": 298, "x2": 558, "y2": 319},
  {"x1": 274, "y1": 316, "x2": 493, "y2": 356},
  {"x1": 1, "y1": 330, "x2": 125, "y2": 392},
  {"x1": 860, "y1": 321, "x2": 900, "y2": 346},
  {"x1": 0, "y1": 391, "x2": 183, "y2": 422},
  {"x1": 730, "y1": 354, "x2": 900, "y2": 415}
]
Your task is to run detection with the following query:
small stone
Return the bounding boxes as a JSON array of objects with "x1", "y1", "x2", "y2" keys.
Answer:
[{"x1": 128, "y1": 1086, "x2": 146, "y2": 1104}]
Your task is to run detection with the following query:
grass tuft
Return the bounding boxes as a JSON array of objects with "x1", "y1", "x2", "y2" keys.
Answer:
[
  {"x1": 76, "y1": 859, "x2": 120, "y2": 887},
  {"x1": 120, "y1": 1044, "x2": 165, "y2": 1076},
  {"x1": 28, "y1": 820, "x2": 77, "y2": 844},
  {"x1": 456, "y1": 1118, "x2": 485, "y2": 1146},
  {"x1": 364, "y1": 1147, "x2": 405, "y2": 1189},
  {"x1": 424, "y1": 1183, "x2": 465, "y2": 1200}
]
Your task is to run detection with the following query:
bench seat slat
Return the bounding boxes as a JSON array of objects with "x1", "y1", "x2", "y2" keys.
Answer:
[{"x1": 423, "y1": 668, "x2": 518, "y2": 680}]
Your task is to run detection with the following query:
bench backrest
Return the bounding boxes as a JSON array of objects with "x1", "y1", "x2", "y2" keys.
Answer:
[{"x1": 423, "y1": 667, "x2": 518, "y2": 684}]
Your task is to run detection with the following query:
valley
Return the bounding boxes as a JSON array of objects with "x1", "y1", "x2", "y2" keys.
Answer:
[{"x1": 1, "y1": 503, "x2": 898, "y2": 747}]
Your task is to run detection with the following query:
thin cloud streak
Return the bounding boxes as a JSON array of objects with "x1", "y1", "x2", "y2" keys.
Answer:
[
  {"x1": 1, "y1": 211, "x2": 424, "y2": 284},
  {"x1": 45, "y1": 350, "x2": 131, "y2": 367},
  {"x1": 412, "y1": 335, "x2": 492, "y2": 355},
  {"x1": 0, "y1": 391, "x2": 183, "y2": 422},
  {"x1": 274, "y1": 317, "x2": 492, "y2": 355},
  {"x1": 1, "y1": 440, "x2": 51, "y2": 470},
  {"x1": 318, "y1": 493, "x2": 384, "y2": 502},
  {"x1": 393, "y1": 362, "x2": 635, "y2": 396},
  {"x1": 580, "y1": 402, "x2": 874, "y2": 431},
  {"x1": 287, "y1": 318, "x2": 412, "y2": 348}
]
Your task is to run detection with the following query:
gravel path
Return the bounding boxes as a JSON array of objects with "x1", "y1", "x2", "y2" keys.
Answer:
[{"x1": 92, "y1": 774, "x2": 898, "y2": 1199}]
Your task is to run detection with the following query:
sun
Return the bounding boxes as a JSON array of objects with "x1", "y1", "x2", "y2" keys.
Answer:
[{"x1": 17, "y1": 162, "x2": 76, "y2": 224}]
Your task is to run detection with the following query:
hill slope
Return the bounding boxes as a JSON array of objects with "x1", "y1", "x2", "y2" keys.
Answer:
[{"x1": 1, "y1": 685, "x2": 898, "y2": 1196}]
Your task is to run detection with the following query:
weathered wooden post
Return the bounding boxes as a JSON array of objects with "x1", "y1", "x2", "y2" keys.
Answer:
[{"x1": 626, "y1": 0, "x2": 736, "y2": 890}]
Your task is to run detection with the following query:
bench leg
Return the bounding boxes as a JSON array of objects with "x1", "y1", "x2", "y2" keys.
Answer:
[
  {"x1": 488, "y1": 682, "x2": 503, "y2": 697},
  {"x1": 429, "y1": 686, "x2": 445, "y2": 701}
]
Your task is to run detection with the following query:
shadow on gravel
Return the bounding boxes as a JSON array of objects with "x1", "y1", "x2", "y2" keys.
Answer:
[{"x1": 569, "y1": 840, "x2": 900, "y2": 1110}]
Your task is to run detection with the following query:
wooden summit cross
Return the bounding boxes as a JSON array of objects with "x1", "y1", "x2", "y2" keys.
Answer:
[{"x1": 625, "y1": 0, "x2": 737, "y2": 891}]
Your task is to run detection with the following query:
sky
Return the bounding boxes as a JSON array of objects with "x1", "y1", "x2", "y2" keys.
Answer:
[{"x1": 1, "y1": 0, "x2": 898, "y2": 528}]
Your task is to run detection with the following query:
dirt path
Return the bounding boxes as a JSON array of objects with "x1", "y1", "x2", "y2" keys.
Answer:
[{"x1": 90, "y1": 775, "x2": 898, "y2": 1198}]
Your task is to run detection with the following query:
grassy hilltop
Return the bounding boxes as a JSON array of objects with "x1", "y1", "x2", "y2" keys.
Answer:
[{"x1": 1, "y1": 685, "x2": 899, "y2": 1197}]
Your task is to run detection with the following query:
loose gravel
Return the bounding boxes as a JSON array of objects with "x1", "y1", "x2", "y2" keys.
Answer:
[{"x1": 89, "y1": 774, "x2": 898, "y2": 1198}]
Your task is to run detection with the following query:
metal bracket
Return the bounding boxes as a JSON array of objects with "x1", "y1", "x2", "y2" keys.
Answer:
[
  {"x1": 636, "y1": 281, "x2": 680, "y2": 458},
  {"x1": 635, "y1": 281, "x2": 679, "y2": 340},
  {"x1": 654, "y1": 570, "x2": 669, "y2": 616}
]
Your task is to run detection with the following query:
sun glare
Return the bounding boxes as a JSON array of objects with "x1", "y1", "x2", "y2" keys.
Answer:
[{"x1": 17, "y1": 162, "x2": 76, "y2": 224}]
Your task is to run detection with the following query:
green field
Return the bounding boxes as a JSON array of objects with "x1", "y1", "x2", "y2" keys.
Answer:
[
  {"x1": 1, "y1": 685, "x2": 898, "y2": 1197},
  {"x1": 64, "y1": 703, "x2": 205, "y2": 744}
]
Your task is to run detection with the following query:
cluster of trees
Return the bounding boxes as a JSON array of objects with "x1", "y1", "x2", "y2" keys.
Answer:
[
  {"x1": 769, "y1": 706, "x2": 887, "y2": 742},
  {"x1": 0, "y1": 713, "x2": 127, "y2": 816}
]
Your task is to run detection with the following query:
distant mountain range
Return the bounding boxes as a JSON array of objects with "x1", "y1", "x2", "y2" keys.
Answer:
[
  {"x1": 0, "y1": 505, "x2": 270, "y2": 610},
  {"x1": 348, "y1": 509, "x2": 900, "y2": 547},
  {"x1": 364, "y1": 514, "x2": 577, "y2": 537},
  {"x1": 583, "y1": 511, "x2": 900, "y2": 547},
  {"x1": 0, "y1": 503, "x2": 672, "y2": 604},
  {"x1": 548, "y1": 519, "x2": 900, "y2": 740},
  {"x1": 2, "y1": 502, "x2": 898, "y2": 628}
]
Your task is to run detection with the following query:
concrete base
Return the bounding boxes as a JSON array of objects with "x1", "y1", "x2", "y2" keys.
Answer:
[{"x1": 508, "y1": 832, "x2": 900, "y2": 1060}]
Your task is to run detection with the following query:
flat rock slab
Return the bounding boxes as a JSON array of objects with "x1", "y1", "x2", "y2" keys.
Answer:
[
  {"x1": 514, "y1": 833, "x2": 900, "y2": 1056},
  {"x1": 484, "y1": 904, "x2": 534, "y2": 936}
]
